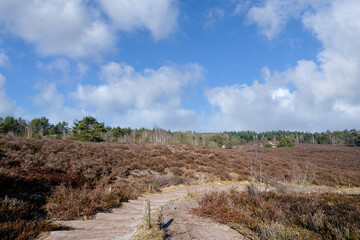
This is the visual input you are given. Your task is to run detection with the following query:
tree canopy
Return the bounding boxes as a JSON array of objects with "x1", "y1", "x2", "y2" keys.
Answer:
[
  {"x1": 0, "y1": 116, "x2": 20, "y2": 134},
  {"x1": 0, "y1": 114, "x2": 359, "y2": 146},
  {"x1": 71, "y1": 116, "x2": 106, "y2": 142},
  {"x1": 277, "y1": 138, "x2": 296, "y2": 148}
]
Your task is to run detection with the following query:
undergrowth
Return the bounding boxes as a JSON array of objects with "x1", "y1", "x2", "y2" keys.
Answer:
[
  {"x1": 0, "y1": 136, "x2": 359, "y2": 239},
  {"x1": 194, "y1": 187, "x2": 360, "y2": 239}
]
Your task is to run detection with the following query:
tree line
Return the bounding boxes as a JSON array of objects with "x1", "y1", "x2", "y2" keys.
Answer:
[
  {"x1": 226, "y1": 130, "x2": 360, "y2": 146},
  {"x1": 0, "y1": 115, "x2": 359, "y2": 146}
]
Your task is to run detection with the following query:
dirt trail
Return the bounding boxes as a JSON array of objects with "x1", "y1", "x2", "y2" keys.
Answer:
[
  {"x1": 43, "y1": 184, "x2": 245, "y2": 240},
  {"x1": 43, "y1": 183, "x2": 360, "y2": 240},
  {"x1": 162, "y1": 198, "x2": 244, "y2": 240}
]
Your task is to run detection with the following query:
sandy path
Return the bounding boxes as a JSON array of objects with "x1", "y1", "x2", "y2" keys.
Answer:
[
  {"x1": 43, "y1": 184, "x2": 244, "y2": 240},
  {"x1": 43, "y1": 183, "x2": 360, "y2": 240},
  {"x1": 162, "y1": 198, "x2": 244, "y2": 240}
]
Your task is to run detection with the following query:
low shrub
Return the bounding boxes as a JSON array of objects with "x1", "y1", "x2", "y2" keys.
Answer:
[
  {"x1": 144, "y1": 174, "x2": 189, "y2": 193},
  {"x1": 0, "y1": 220, "x2": 57, "y2": 240},
  {"x1": 255, "y1": 222, "x2": 311, "y2": 240},
  {"x1": 277, "y1": 138, "x2": 295, "y2": 148},
  {"x1": 0, "y1": 197, "x2": 43, "y2": 222},
  {"x1": 33, "y1": 134, "x2": 42, "y2": 140},
  {"x1": 265, "y1": 143, "x2": 273, "y2": 148},
  {"x1": 0, "y1": 196, "x2": 57, "y2": 240},
  {"x1": 225, "y1": 142, "x2": 232, "y2": 149},
  {"x1": 210, "y1": 135, "x2": 225, "y2": 147},
  {"x1": 1, "y1": 136, "x2": 359, "y2": 238},
  {"x1": 45, "y1": 181, "x2": 137, "y2": 220},
  {"x1": 195, "y1": 189, "x2": 360, "y2": 240}
]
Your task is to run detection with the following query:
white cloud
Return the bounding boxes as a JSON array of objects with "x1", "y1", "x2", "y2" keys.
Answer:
[
  {"x1": 37, "y1": 58, "x2": 73, "y2": 83},
  {"x1": 0, "y1": 73, "x2": 17, "y2": 116},
  {"x1": 289, "y1": 0, "x2": 360, "y2": 105},
  {"x1": 99, "y1": 0, "x2": 179, "y2": 40},
  {"x1": 271, "y1": 88, "x2": 294, "y2": 109},
  {"x1": 246, "y1": 0, "x2": 322, "y2": 40},
  {"x1": 32, "y1": 83, "x2": 65, "y2": 110},
  {"x1": 31, "y1": 82, "x2": 86, "y2": 124},
  {"x1": 0, "y1": 0, "x2": 181, "y2": 59},
  {"x1": 76, "y1": 63, "x2": 89, "y2": 78},
  {"x1": 0, "y1": 0, "x2": 115, "y2": 60},
  {"x1": 204, "y1": 7, "x2": 225, "y2": 29},
  {"x1": 37, "y1": 58, "x2": 70, "y2": 74},
  {"x1": 109, "y1": 102, "x2": 201, "y2": 130},
  {"x1": 37, "y1": 59, "x2": 90, "y2": 83},
  {"x1": 0, "y1": 49, "x2": 9, "y2": 67},
  {"x1": 333, "y1": 101, "x2": 360, "y2": 118},
  {"x1": 207, "y1": 0, "x2": 360, "y2": 132},
  {"x1": 71, "y1": 62, "x2": 204, "y2": 130},
  {"x1": 234, "y1": 0, "x2": 251, "y2": 15},
  {"x1": 206, "y1": 82, "x2": 300, "y2": 131}
]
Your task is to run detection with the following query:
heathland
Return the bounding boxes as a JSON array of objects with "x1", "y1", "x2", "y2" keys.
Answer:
[
  {"x1": 1, "y1": 134, "x2": 360, "y2": 239},
  {"x1": 1, "y1": 116, "x2": 360, "y2": 239}
]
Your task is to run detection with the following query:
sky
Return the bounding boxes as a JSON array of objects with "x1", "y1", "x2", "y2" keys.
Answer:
[{"x1": 0, "y1": 0, "x2": 359, "y2": 132}]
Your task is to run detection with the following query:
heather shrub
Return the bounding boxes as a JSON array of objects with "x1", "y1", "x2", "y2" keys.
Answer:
[
  {"x1": 0, "y1": 220, "x2": 57, "y2": 240},
  {"x1": 195, "y1": 190, "x2": 360, "y2": 240},
  {"x1": 45, "y1": 182, "x2": 135, "y2": 220},
  {"x1": 0, "y1": 197, "x2": 43, "y2": 222},
  {"x1": 144, "y1": 174, "x2": 189, "y2": 193},
  {"x1": 0, "y1": 196, "x2": 57, "y2": 240},
  {"x1": 1, "y1": 136, "x2": 359, "y2": 239},
  {"x1": 256, "y1": 223, "x2": 308, "y2": 240}
]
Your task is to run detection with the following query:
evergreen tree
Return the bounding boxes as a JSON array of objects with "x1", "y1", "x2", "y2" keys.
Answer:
[
  {"x1": 72, "y1": 116, "x2": 106, "y2": 142},
  {"x1": 277, "y1": 138, "x2": 296, "y2": 148},
  {"x1": 0, "y1": 116, "x2": 20, "y2": 134},
  {"x1": 30, "y1": 117, "x2": 51, "y2": 136}
]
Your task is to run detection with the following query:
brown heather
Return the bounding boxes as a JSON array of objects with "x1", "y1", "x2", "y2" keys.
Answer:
[
  {"x1": 195, "y1": 188, "x2": 360, "y2": 239},
  {"x1": 0, "y1": 135, "x2": 359, "y2": 239}
]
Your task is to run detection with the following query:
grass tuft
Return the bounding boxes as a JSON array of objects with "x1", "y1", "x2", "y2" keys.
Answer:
[{"x1": 132, "y1": 206, "x2": 164, "y2": 240}]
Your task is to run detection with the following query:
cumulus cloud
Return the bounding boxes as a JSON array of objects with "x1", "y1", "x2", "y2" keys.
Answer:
[
  {"x1": 0, "y1": 0, "x2": 180, "y2": 59},
  {"x1": 206, "y1": 78, "x2": 301, "y2": 131},
  {"x1": 99, "y1": 0, "x2": 179, "y2": 40},
  {"x1": 71, "y1": 62, "x2": 204, "y2": 130},
  {"x1": 0, "y1": 73, "x2": 17, "y2": 116},
  {"x1": 37, "y1": 59, "x2": 90, "y2": 83},
  {"x1": 31, "y1": 82, "x2": 86, "y2": 124},
  {"x1": 37, "y1": 58, "x2": 70, "y2": 74},
  {"x1": 246, "y1": 0, "x2": 325, "y2": 40},
  {"x1": 207, "y1": 0, "x2": 360, "y2": 132},
  {"x1": 32, "y1": 83, "x2": 65, "y2": 110},
  {"x1": 290, "y1": 0, "x2": 360, "y2": 105},
  {"x1": 0, "y1": 0, "x2": 115, "y2": 59}
]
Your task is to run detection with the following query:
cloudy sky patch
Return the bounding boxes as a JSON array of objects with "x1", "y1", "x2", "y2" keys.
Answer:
[{"x1": 0, "y1": 0, "x2": 359, "y2": 132}]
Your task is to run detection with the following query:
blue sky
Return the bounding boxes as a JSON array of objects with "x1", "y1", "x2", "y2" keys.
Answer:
[{"x1": 0, "y1": 0, "x2": 359, "y2": 132}]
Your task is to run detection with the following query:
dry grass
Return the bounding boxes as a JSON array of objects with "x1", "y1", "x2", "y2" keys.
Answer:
[
  {"x1": 194, "y1": 187, "x2": 360, "y2": 239},
  {"x1": 0, "y1": 136, "x2": 359, "y2": 239},
  {"x1": 132, "y1": 206, "x2": 164, "y2": 240}
]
